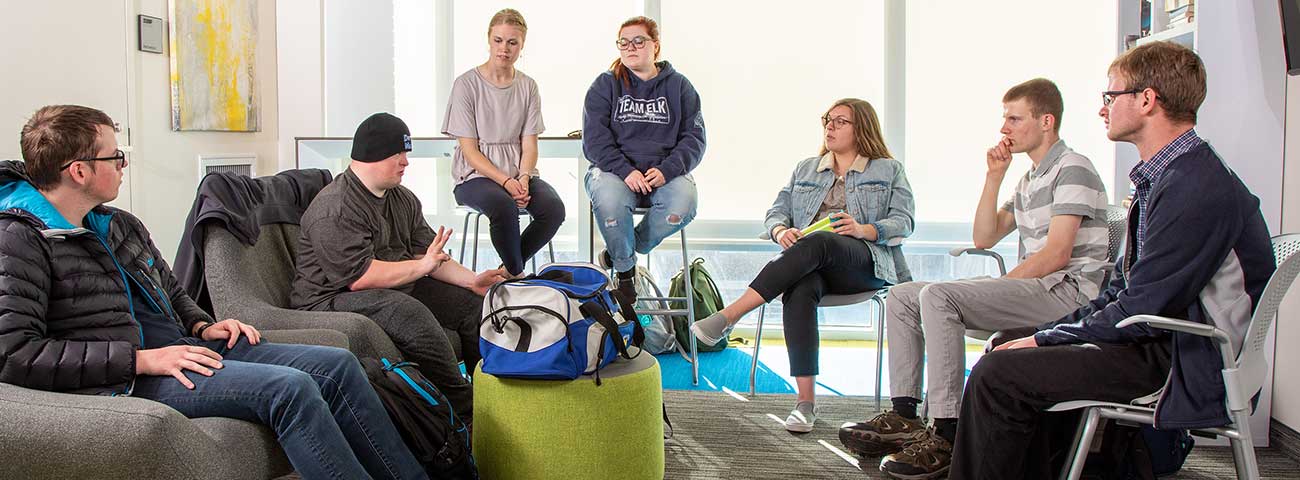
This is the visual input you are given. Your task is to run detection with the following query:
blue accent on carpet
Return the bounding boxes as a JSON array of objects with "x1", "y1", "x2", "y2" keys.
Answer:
[{"x1": 656, "y1": 349, "x2": 795, "y2": 394}]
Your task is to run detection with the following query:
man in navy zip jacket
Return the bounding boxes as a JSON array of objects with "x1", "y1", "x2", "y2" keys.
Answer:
[
  {"x1": 947, "y1": 42, "x2": 1275, "y2": 480},
  {"x1": 0, "y1": 105, "x2": 426, "y2": 479}
]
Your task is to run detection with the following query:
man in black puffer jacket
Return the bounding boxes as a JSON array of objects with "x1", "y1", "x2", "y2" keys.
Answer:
[{"x1": 0, "y1": 105, "x2": 428, "y2": 479}]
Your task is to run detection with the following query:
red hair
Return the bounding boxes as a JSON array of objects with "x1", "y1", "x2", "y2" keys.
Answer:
[{"x1": 609, "y1": 16, "x2": 661, "y2": 89}]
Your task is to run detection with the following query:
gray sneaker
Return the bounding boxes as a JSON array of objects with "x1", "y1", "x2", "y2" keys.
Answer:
[
  {"x1": 689, "y1": 311, "x2": 732, "y2": 345},
  {"x1": 785, "y1": 401, "x2": 817, "y2": 433}
]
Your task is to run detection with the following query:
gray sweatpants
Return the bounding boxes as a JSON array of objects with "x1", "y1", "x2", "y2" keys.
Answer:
[{"x1": 886, "y1": 273, "x2": 1088, "y2": 419}]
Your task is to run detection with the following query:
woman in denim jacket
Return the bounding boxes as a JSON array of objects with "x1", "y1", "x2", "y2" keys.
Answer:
[{"x1": 691, "y1": 98, "x2": 914, "y2": 432}]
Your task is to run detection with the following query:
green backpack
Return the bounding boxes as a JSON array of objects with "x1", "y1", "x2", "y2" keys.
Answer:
[{"x1": 668, "y1": 258, "x2": 729, "y2": 352}]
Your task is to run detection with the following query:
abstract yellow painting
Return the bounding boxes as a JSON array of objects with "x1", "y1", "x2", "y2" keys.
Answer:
[{"x1": 168, "y1": 0, "x2": 259, "y2": 131}]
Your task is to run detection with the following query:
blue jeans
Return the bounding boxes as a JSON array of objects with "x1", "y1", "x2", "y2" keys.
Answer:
[
  {"x1": 585, "y1": 167, "x2": 698, "y2": 273},
  {"x1": 131, "y1": 338, "x2": 426, "y2": 480}
]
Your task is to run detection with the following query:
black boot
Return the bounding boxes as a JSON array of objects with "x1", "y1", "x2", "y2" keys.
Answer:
[{"x1": 615, "y1": 268, "x2": 637, "y2": 304}]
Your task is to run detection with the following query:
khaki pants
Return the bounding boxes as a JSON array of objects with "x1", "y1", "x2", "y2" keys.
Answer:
[{"x1": 885, "y1": 274, "x2": 1087, "y2": 419}]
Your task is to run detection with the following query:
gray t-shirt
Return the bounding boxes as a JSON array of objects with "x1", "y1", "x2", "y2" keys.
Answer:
[
  {"x1": 291, "y1": 168, "x2": 436, "y2": 309},
  {"x1": 442, "y1": 67, "x2": 545, "y2": 184}
]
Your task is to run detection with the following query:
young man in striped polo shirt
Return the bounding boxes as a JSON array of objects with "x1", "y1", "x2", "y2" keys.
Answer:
[{"x1": 839, "y1": 78, "x2": 1110, "y2": 479}]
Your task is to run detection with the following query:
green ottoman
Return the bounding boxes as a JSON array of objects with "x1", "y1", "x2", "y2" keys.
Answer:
[{"x1": 472, "y1": 351, "x2": 663, "y2": 479}]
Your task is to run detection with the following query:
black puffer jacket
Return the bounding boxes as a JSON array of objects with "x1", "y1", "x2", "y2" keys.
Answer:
[{"x1": 0, "y1": 161, "x2": 213, "y2": 394}]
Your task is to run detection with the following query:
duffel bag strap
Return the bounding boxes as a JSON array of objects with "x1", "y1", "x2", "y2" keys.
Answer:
[
  {"x1": 579, "y1": 301, "x2": 637, "y2": 360},
  {"x1": 610, "y1": 290, "x2": 646, "y2": 350}
]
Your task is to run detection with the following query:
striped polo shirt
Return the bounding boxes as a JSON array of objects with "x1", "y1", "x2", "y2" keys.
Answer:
[{"x1": 1000, "y1": 140, "x2": 1110, "y2": 295}]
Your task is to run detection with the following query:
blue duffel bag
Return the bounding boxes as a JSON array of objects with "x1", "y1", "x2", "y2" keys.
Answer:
[{"x1": 478, "y1": 262, "x2": 643, "y2": 383}]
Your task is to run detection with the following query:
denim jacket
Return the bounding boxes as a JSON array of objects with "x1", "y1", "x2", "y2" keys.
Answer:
[{"x1": 764, "y1": 153, "x2": 915, "y2": 284}]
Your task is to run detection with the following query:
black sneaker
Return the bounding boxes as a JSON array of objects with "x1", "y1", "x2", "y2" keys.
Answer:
[
  {"x1": 879, "y1": 428, "x2": 952, "y2": 480},
  {"x1": 838, "y1": 411, "x2": 928, "y2": 457}
]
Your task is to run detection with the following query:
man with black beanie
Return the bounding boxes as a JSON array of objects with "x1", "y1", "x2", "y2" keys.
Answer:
[{"x1": 292, "y1": 112, "x2": 507, "y2": 420}]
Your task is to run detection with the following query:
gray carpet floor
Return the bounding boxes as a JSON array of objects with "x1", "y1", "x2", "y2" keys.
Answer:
[{"x1": 663, "y1": 391, "x2": 1300, "y2": 479}]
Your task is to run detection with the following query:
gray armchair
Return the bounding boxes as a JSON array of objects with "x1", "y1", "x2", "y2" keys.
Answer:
[
  {"x1": 0, "y1": 328, "x2": 349, "y2": 479},
  {"x1": 202, "y1": 223, "x2": 402, "y2": 360}
]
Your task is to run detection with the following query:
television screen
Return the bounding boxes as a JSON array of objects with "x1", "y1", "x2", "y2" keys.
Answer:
[{"x1": 1282, "y1": 0, "x2": 1300, "y2": 74}]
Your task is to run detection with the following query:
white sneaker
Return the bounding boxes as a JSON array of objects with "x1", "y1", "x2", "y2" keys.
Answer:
[{"x1": 785, "y1": 401, "x2": 817, "y2": 433}]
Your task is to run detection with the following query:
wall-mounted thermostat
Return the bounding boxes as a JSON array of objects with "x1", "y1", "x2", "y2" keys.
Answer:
[{"x1": 138, "y1": 15, "x2": 164, "y2": 54}]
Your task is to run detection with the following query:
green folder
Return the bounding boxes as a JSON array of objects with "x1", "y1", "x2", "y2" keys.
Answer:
[{"x1": 801, "y1": 212, "x2": 842, "y2": 236}]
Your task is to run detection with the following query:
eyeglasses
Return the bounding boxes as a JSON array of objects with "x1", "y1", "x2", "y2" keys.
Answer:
[
  {"x1": 60, "y1": 149, "x2": 127, "y2": 171},
  {"x1": 821, "y1": 115, "x2": 854, "y2": 130},
  {"x1": 616, "y1": 36, "x2": 652, "y2": 50},
  {"x1": 1102, "y1": 88, "x2": 1151, "y2": 107}
]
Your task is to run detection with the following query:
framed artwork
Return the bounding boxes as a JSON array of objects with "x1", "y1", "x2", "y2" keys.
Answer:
[{"x1": 168, "y1": 0, "x2": 260, "y2": 132}]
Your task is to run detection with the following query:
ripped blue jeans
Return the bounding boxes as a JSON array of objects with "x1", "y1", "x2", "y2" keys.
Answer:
[{"x1": 585, "y1": 167, "x2": 697, "y2": 273}]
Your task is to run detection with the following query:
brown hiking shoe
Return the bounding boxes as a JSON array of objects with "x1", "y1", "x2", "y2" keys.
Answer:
[
  {"x1": 879, "y1": 428, "x2": 952, "y2": 480},
  {"x1": 838, "y1": 411, "x2": 928, "y2": 457}
]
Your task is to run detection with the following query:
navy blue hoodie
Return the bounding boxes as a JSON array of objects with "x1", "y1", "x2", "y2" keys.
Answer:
[{"x1": 582, "y1": 61, "x2": 706, "y2": 181}]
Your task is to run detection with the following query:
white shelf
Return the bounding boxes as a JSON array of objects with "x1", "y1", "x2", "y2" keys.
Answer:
[{"x1": 1136, "y1": 20, "x2": 1196, "y2": 48}]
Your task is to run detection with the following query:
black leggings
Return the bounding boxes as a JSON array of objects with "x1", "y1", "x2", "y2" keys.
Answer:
[
  {"x1": 453, "y1": 176, "x2": 566, "y2": 276},
  {"x1": 748, "y1": 231, "x2": 887, "y2": 376}
]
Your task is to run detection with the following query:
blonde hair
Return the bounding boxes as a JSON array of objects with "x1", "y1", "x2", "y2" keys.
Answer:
[
  {"x1": 488, "y1": 8, "x2": 527, "y2": 37},
  {"x1": 820, "y1": 98, "x2": 893, "y2": 160}
]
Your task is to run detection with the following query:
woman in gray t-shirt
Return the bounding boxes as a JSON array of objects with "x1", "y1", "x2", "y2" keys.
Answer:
[{"x1": 444, "y1": 9, "x2": 565, "y2": 277}]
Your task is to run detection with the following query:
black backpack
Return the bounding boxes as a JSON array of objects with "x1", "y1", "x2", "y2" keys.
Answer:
[
  {"x1": 1080, "y1": 422, "x2": 1194, "y2": 480},
  {"x1": 360, "y1": 357, "x2": 478, "y2": 480}
]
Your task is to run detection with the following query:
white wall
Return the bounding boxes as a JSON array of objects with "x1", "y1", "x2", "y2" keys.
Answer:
[
  {"x1": 0, "y1": 0, "x2": 281, "y2": 262},
  {"x1": 277, "y1": 0, "x2": 325, "y2": 171},
  {"x1": 127, "y1": 0, "x2": 281, "y2": 261},
  {"x1": 1271, "y1": 73, "x2": 1300, "y2": 432},
  {"x1": 323, "y1": 0, "x2": 395, "y2": 136},
  {"x1": 0, "y1": 0, "x2": 135, "y2": 209}
]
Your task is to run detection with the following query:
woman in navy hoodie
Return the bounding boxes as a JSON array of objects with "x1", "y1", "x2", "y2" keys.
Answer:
[{"x1": 583, "y1": 16, "x2": 706, "y2": 301}]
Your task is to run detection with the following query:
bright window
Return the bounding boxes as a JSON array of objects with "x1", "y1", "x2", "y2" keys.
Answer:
[{"x1": 660, "y1": 0, "x2": 887, "y2": 222}]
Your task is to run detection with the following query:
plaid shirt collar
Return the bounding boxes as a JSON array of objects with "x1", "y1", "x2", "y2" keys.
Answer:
[{"x1": 1128, "y1": 128, "x2": 1201, "y2": 188}]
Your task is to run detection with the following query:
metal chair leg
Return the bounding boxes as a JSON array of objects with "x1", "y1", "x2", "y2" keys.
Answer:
[
  {"x1": 872, "y1": 294, "x2": 885, "y2": 411},
  {"x1": 1230, "y1": 409, "x2": 1260, "y2": 480},
  {"x1": 470, "y1": 212, "x2": 482, "y2": 270},
  {"x1": 458, "y1": 210, "x2": 471, "y2": 264},
  {"x1": 1061, "y1": 408, "x2": 1102, "y2": 480},
  {"x1": 547, "y1": 239, "x2": 556, "y2": 264},
  {"x1": 681, "y1": 228, "x2": 698, "y2": 386},
  {"x1": 750, "y1": 304, "x2": 766, "y2": 397}
]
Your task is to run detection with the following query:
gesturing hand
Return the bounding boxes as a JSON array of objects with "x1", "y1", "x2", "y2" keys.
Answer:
[
  {"x1": 201, "y1": 319, "x2": 262, "y2": 349},
  {"x1": 422, "y1": 226, "x2": 454, "y2": 275},
  {"x1": 136, "y1": 345, "x2": 224, "y2": 389},
  {"x1": 624, "y1": 170, "x2": 652, "y2": 195}
]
